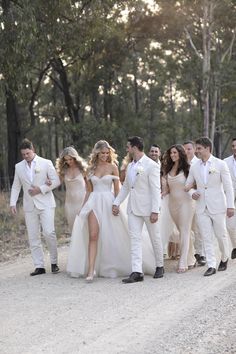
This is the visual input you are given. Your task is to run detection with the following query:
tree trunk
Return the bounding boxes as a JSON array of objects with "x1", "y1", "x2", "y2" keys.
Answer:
[
  {"x1": 6, "y1": 89, "x2": 21, "y2": 184},
  {"x1": 149, "y1": 84, "x2": 155, "y2": 142},
  {"x1": 169, "y1": 79, "x2": 176, "y2": 143},
  {"x1": 202, "y1": 0, "x2": 213, "y2": 137},
  {"x1": 91, "y1": 89, "x2": 100, "y2": 121},
  {"x1": 51, "y1": 57, "x2": 80, "y2": 124},
  {"x1": 133, "y1": 58, "x2": 139, "y2": 115},
  {"x1": 210, "y1": 85, "x2": 217, "y2": 144}
]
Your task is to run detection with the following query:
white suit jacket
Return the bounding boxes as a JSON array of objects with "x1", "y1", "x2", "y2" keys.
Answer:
[
  {"x1": 186, "y1": 155, "x2": 234, "y2": 215},
  {"x1": 224, "y1": 155, "x2": 236, "y2": 201},
  {"x1": 114, "y1": 154, "x2": 161, "y2": 216},
  {"x1": 10, "y1": 155, "x2": 60, "y2": 212},
  {"x1": 191, "y1": 155, "x2": 199, "y2": 165}
]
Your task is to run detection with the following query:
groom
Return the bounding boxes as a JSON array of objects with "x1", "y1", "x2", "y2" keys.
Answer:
[
  {"x1": 112, "y1": 136, "x2": 164, "y2": 283},
  {"x1": 10, "y1": 138, "x2": 60, "y2": 276},
  {"x1": 224, "y1": 138, "x2": 236, "y2": 259},
  {"x1": 186, "y1": 137, "x2": 234, "y2": 276}
]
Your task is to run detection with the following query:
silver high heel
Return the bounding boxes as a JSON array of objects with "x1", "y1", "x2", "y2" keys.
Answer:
[{"x1": 85, "y1": 270, "x2": 96, "y2": 283}]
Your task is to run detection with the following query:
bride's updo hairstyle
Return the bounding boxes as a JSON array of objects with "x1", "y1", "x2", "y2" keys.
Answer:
[
  {"x1": 56, "y1": 146, "x2": 87, "y2": 178},
  {"x1": 87, "y1": 140, "x2": 118, "y2": 176}
]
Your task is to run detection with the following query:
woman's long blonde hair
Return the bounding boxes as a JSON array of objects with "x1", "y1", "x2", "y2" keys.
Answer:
[
  {"x1": 87, "y1": 140, "x2": 118, "y2": 176},
  {"x1": 56, "y1": 146, "x2": 87, "y2": 178},
  {"x1": 120, "y1": 153, "x2": 133, "y2": 171}
]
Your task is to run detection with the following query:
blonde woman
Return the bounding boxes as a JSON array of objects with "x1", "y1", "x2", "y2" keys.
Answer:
[
  {"x1": 56, "y1": 147, "x2": 87, "y2": 233},
  {"x1": 67, "y1": 141, "x2": 133, "y2": 281}
]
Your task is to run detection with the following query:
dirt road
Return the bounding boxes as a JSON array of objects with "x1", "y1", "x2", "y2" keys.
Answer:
[{"x1": 0, "y1": 246, "x2": 235, "y2": 354}]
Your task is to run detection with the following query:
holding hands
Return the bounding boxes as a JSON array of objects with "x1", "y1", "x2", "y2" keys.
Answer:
[
  {"x1": 191, "y1": 191, "x2": 201, "y2": 200},
  {"x1": 150, "y1": 212, "x2": 158, "y2": 223},
  {"x1": 112, "y1": 205, "x2": 119, "y2": 216}
]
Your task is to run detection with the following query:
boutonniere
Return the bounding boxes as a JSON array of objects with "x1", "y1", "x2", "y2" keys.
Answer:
[
  {"x1": 35, "y1": 167, "x2": 40, "y2": 174},
  {"x1": 209, "y1": 167, "x2": 217, "y2": 174},
  {"x1": 136, "y1": 165, "x2": 144, "y2": 176}
]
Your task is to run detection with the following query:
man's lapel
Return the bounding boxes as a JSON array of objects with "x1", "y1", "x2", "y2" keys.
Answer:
[
  {"x1": 126, "y1": 163, "x2": 133, "y2": 187},
  {"x1": 20, "y1": 160, "x2": 32, "y2": 184},
  {"x1": 197, "y1": 160, "x2": 206, "y2": 186},
  {"x1": 229, "y1": 156, "x2": 236, "y2": 179},
  {"x1": 32, "y1": 158, "x2": 41, "y2": 184},
  {"x1": 133, "y1": 158, "x2": 146, "y2": 188},
  {"x1": 206, "y1": 157, "x2": 217, "y2": 186}
]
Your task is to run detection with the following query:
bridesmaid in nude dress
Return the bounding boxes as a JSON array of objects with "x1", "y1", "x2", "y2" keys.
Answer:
[
  {"x1": 162, "y1": 144, "x2": 195, "y2": 273},
  {"x1": 56, "y1": 147, "x2": 87, "y2": 232}
]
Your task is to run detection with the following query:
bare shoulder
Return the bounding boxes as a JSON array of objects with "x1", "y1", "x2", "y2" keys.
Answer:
[{"x1": 111, "y1": 163, "x2": 119, "y2": 176}]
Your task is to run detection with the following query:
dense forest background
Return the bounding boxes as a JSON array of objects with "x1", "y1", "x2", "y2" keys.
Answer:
[{"x1": 0, "y1": 0, "x2": 236, "y2": 189}]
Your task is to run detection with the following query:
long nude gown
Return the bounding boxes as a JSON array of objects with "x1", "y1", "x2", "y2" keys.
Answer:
[
  {"x1": 167, "y1": 172, "x2": 195, "y2": 269},
  {"x1": 160, "y1": 176, "x2": 180, "y2": 256},
  {"x1": 64, "y1": 173, "x2": 86, "y2": 232}
]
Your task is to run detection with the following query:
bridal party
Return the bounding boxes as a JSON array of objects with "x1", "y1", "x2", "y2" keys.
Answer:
[{"x1": 9, "y1": 136, "x2": 236, "y2": 283}]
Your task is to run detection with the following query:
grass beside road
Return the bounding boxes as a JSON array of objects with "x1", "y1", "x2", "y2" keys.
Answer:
[{"x1": 0, "y1": 191, "x2": 70, "y2": 262}]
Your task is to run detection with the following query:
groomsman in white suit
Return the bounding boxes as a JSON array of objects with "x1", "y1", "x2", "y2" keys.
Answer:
[
  {"x1": 112, "y1": 136, "x2": 163, "y2": 283},
  {"x1": 183, "y1": 140, "x2": 206, "y2": 267},
  {"x1": 186, "y1": 137, "x2": 234, "y2": 276},
  {"x1": 10, "y1": 139, "x2": 60, "y2": 276},
  {"x1": 224, "y1": 138, "x2": 236, "y2": 259},
  {"x1": 148, "y1": 144, "x2": 161, "y2": 165}
]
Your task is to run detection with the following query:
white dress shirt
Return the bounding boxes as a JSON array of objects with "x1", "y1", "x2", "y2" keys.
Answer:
[
  {"x1": 200, "y1": 155, "x2": 214, "y2": 185},
  {"x1": 128, "y1": 156, "x2": 145, "y2": 185},
  {"x1": 25, "y1": 157, "x2": 37, "y2": 183}
]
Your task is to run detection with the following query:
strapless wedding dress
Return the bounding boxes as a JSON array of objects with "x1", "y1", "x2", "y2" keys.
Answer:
[{"x1": 67, "y1": 175, "x2": 155, "y2": 278}]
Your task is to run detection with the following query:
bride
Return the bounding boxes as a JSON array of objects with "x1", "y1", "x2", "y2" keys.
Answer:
[{"x1": 67, "y1": 140, "x2": 156, "y2": 281}]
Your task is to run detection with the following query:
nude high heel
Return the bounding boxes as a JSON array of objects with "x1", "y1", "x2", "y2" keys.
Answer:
[{"x1": 85, "y1": 270, "x2": 96, "y2": 283}]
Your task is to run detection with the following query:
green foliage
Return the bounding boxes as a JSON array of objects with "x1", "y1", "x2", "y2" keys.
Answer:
[{"x1": 0, "y1": 0, "x2": 236, "y2": 182}]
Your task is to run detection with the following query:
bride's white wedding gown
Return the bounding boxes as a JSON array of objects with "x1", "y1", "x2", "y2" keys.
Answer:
[{"x1": 67, "y1": 175, "x2": 156, "y2": 278}]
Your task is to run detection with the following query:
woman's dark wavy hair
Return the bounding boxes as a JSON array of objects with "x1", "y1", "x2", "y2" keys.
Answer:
[{"x1": 162, "y1": 144, "x2": 190, "y2": 178}]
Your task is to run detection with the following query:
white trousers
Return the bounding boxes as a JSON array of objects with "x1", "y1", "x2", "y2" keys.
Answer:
[
  {"x1": 24, "y1": 207, "x2": 58, "y2": 268},
  {"x1": 128, "y1": 212, "x2": 163, "y2": 273},
  {"x1": 196, "y1": 209, "x2": 229, "y2": 268},
  {"x1": 192, "y1": 213, "x2": 205, "y2": 256},
  {"x1": 226, "y1": 200, "x2": 236, "y2": 248}
]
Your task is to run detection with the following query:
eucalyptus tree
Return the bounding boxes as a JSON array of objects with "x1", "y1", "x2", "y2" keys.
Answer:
[
  {"x1": 182, "y1": 0, "x2": 236, "y2": 150},
  {"x1": 127, "y1": 0, "x2": 236, "y2": 153},
  {"x1": 0, "y1": 0, "x2": 137, "y2": 179}
]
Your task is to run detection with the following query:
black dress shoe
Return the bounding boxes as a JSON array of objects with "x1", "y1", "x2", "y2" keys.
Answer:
[
  {"x1": 218, "y1": 259, "x2": 228, "y2": 271},
  {"x1": 195, "y1": 254, "x2": 206, "y2": 266},
  {"x1": 204, "y1": 267, "x2": 216, "y2": 276},
  {"x1": 153, "y1": 266, "x2": 164, "y2": 278},
  {"x1": 122, "y1": 272, "x2": 144, "y2": 283},
  {"x1": 231, "y1": 248, "x2": 236, "y2": 259},
  {"x1": 199, "y1": 256, "x2": 206, "y2": 266},
  {"x1": 51, "y1": 264, "x2": 60, "y2": 273},
  {"x1": 30, "y1": 268, "x2": 46, "y2": 276}
]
